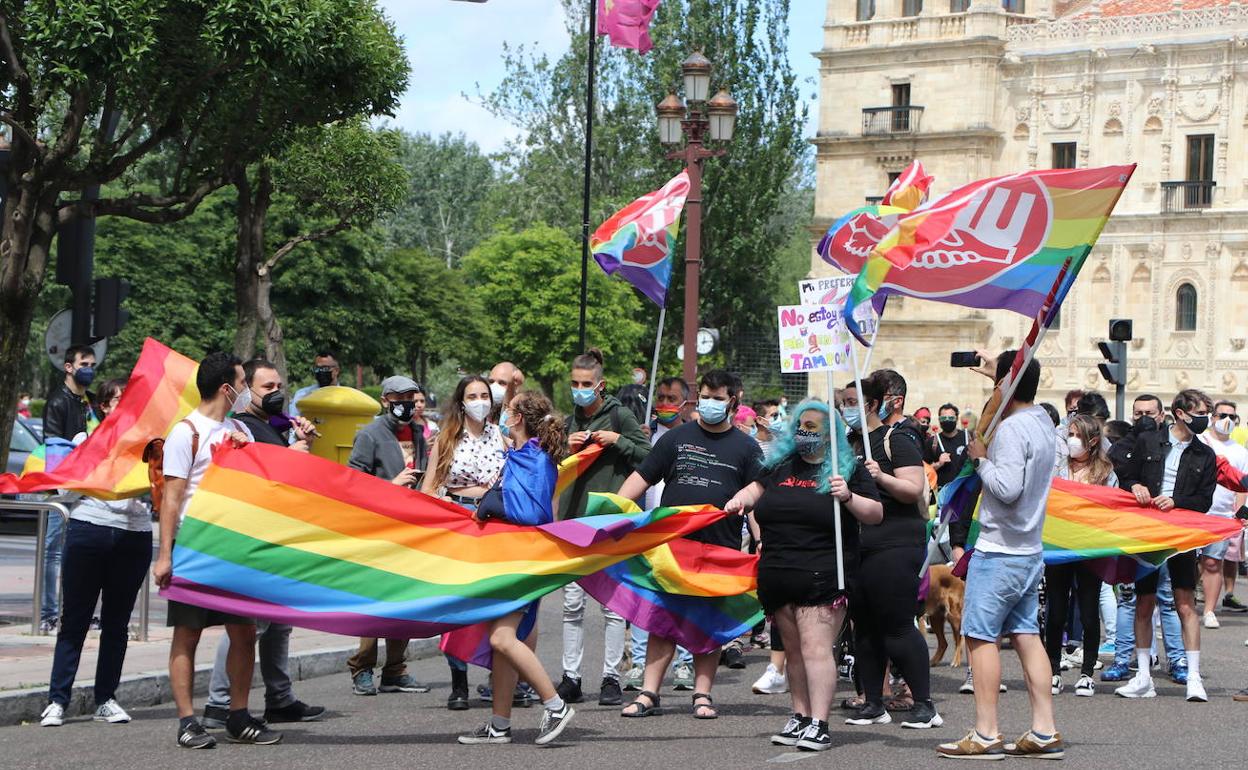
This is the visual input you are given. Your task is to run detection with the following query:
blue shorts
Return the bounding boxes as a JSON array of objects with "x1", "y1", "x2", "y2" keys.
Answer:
[
  {"x1": 961, "y1": 550, "x2": 1044, "y2": 642},
  {"x1": 1201, "y1": 538, "x2": 1230, "y2": 561}
]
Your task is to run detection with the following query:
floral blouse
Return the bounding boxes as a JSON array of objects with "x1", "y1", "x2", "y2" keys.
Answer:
[{"x1": 445, "y1": 422, "x2": 506, "y2": 491}]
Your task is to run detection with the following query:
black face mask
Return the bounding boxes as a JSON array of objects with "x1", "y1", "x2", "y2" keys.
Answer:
[
  {"x1": 261, "y1": 391, "x2": 286, "y2": 417},
  {"x1": 939, "y1": 418, "x2": 957, "y2": 431},
  {"x1": 313, "y1": 366, "x2": 335, "y2": 388},
  {"x1": 1133, "y1": 415, "x2": 1158, "y2": 434},
  {"x1": 389, "y1": 401, "x2": 415, "y2": 423},
  {"x1": 1184, "y1": 413, "x2": 1209, "y2": 435}
]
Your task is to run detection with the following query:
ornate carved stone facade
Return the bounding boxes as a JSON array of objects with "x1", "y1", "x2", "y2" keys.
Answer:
[{"x1": 812, "y1": 0, "x2": 1248, "y2": 414}]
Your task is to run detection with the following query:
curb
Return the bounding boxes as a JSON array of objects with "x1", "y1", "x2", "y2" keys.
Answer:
[{"x1": 0, "y1": 637, "x2": 441, "y2": 726}]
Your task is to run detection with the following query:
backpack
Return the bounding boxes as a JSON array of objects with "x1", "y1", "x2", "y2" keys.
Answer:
[
  {"x1": 142, "y1": 419, "x2": 198, "y2": 519},
  {"x1": 883, "y1": 423, "x2": 935, "y2": 519}
]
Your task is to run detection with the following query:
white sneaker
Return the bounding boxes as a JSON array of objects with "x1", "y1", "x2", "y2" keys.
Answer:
[
  {"x1": 1059, "y1": 649, "x2": 1082, "y2": 671},
  {"x1": 1051, "y1": 674, "x2": 1062, "y2": 695},
  {"x1": 93, "y1": 699, "x2": 131, "y2": 724},
  {"x1": 1115, "y1": 674, "x2": 1156, "y2": 699},
  {"x1": 1074, "y1": 674, "x2": 1095, "y2": 697},
  {"x1": 40, "y1": 702, "x2": 64, "y2": 727},
  {"x1": 1186, "y1": 675, "x2": 1208, "y2": 703},
  {"x1": 1203, "y1": 613, "x2": 1220, "y2": 629},
  {"x1": 751, "y1": 663, "x2": 788, "y2": 694}
]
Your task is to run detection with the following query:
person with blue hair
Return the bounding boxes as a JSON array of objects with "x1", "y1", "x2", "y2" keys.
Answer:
[{"x1": 724, "y1": 399, "x2": 882, "y2": 752}]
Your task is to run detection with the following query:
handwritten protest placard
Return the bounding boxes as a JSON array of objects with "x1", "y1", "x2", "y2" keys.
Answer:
[
  {"x1": 797, "y1": 277, "x2": 879, "y2": 337},
  {"x1": 777, "y1": 304, "x2": 852, "y2": 374}
]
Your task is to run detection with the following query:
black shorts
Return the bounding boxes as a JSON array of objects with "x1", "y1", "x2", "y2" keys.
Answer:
[
  {"x1": 757, "y1": 565, "x2": 851, "y2": 615},
  {"x1": 1135, "y1": 551, "x2": 1198, "y2": 595},
  {"x1": 166, "y1": 599, "x2": 254, "y2": 630}
]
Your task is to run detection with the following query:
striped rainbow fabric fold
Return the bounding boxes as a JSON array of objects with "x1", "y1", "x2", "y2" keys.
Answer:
[
  {"x1": 163, "y1": 445, "x2": 727, "y2": 639},
  {"x1": 555, "y1": 443, "x2": 604, "y2": 501}
]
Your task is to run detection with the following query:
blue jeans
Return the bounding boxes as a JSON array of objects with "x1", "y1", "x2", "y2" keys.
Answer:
[
  {"x1": 41, "y1": 511, "x2": 68, "y2": 624},
  {"x1": 628, "y1": 624, "x2": 691, "y2": 669},
  {"x1": 47, "y1": 520, "x2": 151, "y2": 706},
  {"x1": 1114, "y1": 566, "x2": 1184, "y2": 667}
]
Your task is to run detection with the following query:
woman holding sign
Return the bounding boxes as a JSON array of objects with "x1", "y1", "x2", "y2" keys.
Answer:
[{"x1": 725, "y1": 400, "x2": 881, "y2": 752}]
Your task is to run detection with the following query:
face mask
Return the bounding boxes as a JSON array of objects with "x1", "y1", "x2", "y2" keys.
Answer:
[
  {"x1": 794, "y1": 428, "x2": 824, "y2": 456},
  {"x1": 769, "y1": 416, "x2": 785, "y2": 431},
  {"x1": 1215, "y1": 417, "x2": 1235, "y2": 436},
  {"x1": 463, "y1": 399, "x2": 491, "y2": 423},
  {"x1": 571, "y1": 387, "x2": 599, "y2": 408},
  {"x1": 632, "y1": 370, "x2": 645, "y2": 384},
  {"x1": 389, "y1": 401, "x2": 415, "y2": 423},
  {"x1": 655, "y1": 405, "x2": 680, "y2": 424},
  {"x1": 261, "y1": 391, "x2": 286, "y2": 417},
  {"x1": 1066, "y1": 436, "x2": 1087, "y2": 460},
  {"x1": 698, "y1": 398, "x2": 729, "y2": 425},
  {"x1": 876, "y1": 398, "x2": 892, "y2": 421},
  {"x1": 1134, "y1": 415, "x2": 1158, "y2": 434},
  {"x1": 489, "y1": 382, "x2": 507, "y2": 406},
  {"x1": 73, "y1": 366, "x2": 96, "y2": 387},
  {"x1": 842, "y1": 407, "x2": 862, "y2": 430},
  {"x1": 1184, "y1": 413, "x2": 1209, "y2": 435},
  {"x1": 313, "y1": 366, "x2": 334, "y2": 388},
  {"x1": 939, "y1": 417, "x2": 957, "y2": 431},
  {"x1": 748, "y1": 425, "x2": 758, "y2": 438},
  {"x1": 499, "y1": 408, "x2": 511, "y2": 437},
  {"x1": 228, "y1": 385, "x2": 251, "y2": 415}
]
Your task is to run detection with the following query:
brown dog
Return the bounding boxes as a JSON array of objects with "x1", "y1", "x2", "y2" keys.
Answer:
[{"x1": 923, "y1": 563, "x2": 966, "y2": 667}]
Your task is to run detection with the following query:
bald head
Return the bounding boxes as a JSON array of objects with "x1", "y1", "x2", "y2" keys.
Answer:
[{"x1": 489, "y1": 362, "x2": 518, "y2": 385}]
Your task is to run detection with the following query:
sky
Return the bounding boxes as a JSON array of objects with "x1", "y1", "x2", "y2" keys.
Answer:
[{"x1": 377, "y1": 0, "x2": 827, "y2": 152}]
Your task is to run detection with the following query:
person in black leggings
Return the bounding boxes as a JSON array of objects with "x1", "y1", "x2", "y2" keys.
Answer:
[{"x1": 843, "y1": 370, "x2": 941, "y2": 730}]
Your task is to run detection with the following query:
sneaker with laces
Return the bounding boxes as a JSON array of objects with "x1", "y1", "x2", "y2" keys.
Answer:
[
  {"x1": 623, "y1": 665, "x2": 644, "y2": 691},
  {"x1": 770, "y1": 713, "x2": 811, "y2": 746},
  {"x1": 1051, "y1": 674, "x2": 1062, "y2": 695},
  {"x1": 380, "y1": 673, "x2": 430, "y2": 693},
  {"x1": 1102, "y1": 662, "x2": 1131, "y2": 681},
  {"x1": 1004, "y1": 730, "x2": 1065, "y2": 759},
  {"x1": 1059, "y1": 649, "x2": 1082, "y2": 671},
  {"x1": 599, "y1": 676, "x2": 623, "y2": 706},
  {"x1": 226, "y1": 715, "x2": 282, "y2": 745},
  {"x1": 958, "y1": 669, "x2": 975, "y2": 694},
  {"x1": 795, "y1": 719, "x2": 833, "y2": 751},
  {"x1": 457, "y1": 721, "x2": 513, "y2": 745},
  {"x1": 202, "y1": 703, "x2": 229, "y2": 729},
  {"x1": 514, "y1": 682, "x2": 538, "y2": 707},
  {"x1": 40, "y1": 702, "x2": 64, "y2": 727},
  {"x1": 936, "y1": 730, "x2": 1005, "y2": 759},
  {"x1": 535, "y1": 704, "x2": 575, "y2": 745},
  {"x1": 177, "y1": 720, "x2": 217, "y2": 749},
  {"x1": 1115, "y1": 674, "x2": 1156, "y2": 698},
  {"x1": 263, "y1": 700, "x2": 325, "y2": 723},
  {"x1": 556, "y1": 674, "x2": 584, "y2": 704},
  {"x1": 352, "y1": 670, "x2": 378, "y2": 696},
  {"x1": 845, "y1": 701, "x2": 891, "y2": 726},
  {"x1": 752, "y1": 663, "x2": 788, "y2": 694},
  {"x1": 1074, "y1": 674, "x2": 1095, "y2": 697},
  {"x1": 1222, "y1": 594, "x2": 1248, "y2": 613},
  {"x1": 672, "y1": 661, "x2": 695, "y2": 691},
  {"x1": 900, "y1": 699, "x2": 943, "y2": 729},
  {"x1": 94, "y1": 699, "x2": 131, "y2": 724},
  {"x1": 1202, "y1": 612, "x2": 1220, "y2": 629},
  {"x1": 1171, "y1": 662, "x2": 1189, "y2": 685},
  {"x1": 1186, "y1": 675, "x2": 1208, "y2": 703},
  {"x1": 1098, "y1": 641, "x2": 1115, "y2": 656}
]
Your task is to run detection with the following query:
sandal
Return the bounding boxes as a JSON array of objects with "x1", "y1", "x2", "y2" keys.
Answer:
[
  {"x1": 840, "y1": 695, "x2": 865, "y2": 710},
  {"x1": 621, "y1": 690, "x2": 662, "y2": 718},
  {"x1": 692, "y1": 692, "x2": 718, "y2": 720},
  {"x1": 885, "y1": 679, "x2": 914, "y2": 711}
]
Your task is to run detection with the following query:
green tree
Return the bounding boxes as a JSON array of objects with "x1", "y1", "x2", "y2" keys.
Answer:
[
  {"x1": 461, "y1": 225, "x2": 647, "y2": 394},
  {"x1": 0, "y1": 0, "x2": 407, "y2": 465}
]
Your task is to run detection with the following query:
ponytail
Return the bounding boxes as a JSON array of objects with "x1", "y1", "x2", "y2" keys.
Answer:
[
  {"x1": 512, "y1": 391, "x2": 568, "y2": 465},
  {"x1": 535, "y1": 414, "x2": 568, "y2": 465}
]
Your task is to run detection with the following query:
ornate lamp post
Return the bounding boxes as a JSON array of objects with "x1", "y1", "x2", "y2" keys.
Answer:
[{"x1": 657, "y1": 53, "x2": 736, "y2": 391}]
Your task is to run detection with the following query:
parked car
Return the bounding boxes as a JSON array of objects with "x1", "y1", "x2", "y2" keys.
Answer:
[{"x1": 2, "y1": 417, "x2": 44, "y2": 525}]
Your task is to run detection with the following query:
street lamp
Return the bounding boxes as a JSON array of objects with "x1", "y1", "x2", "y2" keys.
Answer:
[{"x1": 656, "y1": 52, "x2": 737, "y2": 390}]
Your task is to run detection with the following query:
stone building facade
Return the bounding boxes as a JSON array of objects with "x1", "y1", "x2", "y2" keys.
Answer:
[{"x1": 810, "y1": 0, "x2": 1248, "y2": 416}]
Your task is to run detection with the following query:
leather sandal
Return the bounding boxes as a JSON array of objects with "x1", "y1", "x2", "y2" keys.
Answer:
[
  {"x1": 621, "y1": 690, "x2": 662, "y2": 717},
  {"x1": 692, "y1": 692, "x2": 718, "y2": 719}
]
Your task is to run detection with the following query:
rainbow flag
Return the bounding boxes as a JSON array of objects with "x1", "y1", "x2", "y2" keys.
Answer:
[
  {"x1": 163, "y1": 446, "x2": 729, "y2": 639},
  {"x1": 555, "y1": 443, "x2": 604, "y2": 501},
  {"x1": 0, "y1": 338, "x2": 199, "y2": 498},
  {"x1": 19, "y1": 438, "x2": 77, "y2": 476},
  {"x1": 591, "y1": 170, "x2": 690, "y2": 306}
]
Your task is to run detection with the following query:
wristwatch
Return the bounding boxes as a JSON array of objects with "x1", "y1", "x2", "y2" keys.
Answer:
[{"x1": 971, "y1": 457, "x2": 982, "y2": 470}]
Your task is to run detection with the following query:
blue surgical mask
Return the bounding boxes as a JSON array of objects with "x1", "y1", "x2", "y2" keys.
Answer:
[
  {"x1": 499, "y1": 408, "x2": 511, "y2": 437},
  {"x1": 73, "y1": 366, "x2": 96, "y2": 387},
  {"x1": 698, "y1": 398, "x2": 729, "y2": 425},
  {"x1": 571, "y1": 387, "x2": 598, "y2": 408},
  {"x1": 795, "y1": 429, "x2": 824, "y2": 456},
  {"x1": 842, "y1": 407, "x2": 861, "y2": 430},
  {"x1": 769, "y1": 416, "x2": 785, "y2": 431},
  {"x1": 877, "y1": 399, "x2": 892, "y2": 421},
  {"x1": 749, "y1": 425, "x2": 758, "y2": 439}
]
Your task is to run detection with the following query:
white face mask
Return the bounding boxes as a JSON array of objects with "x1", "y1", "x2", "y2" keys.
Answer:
[
  {"x1": 464, "y1": 399, "x2": 491, "y2": 423},
  {"x1": 489, "y1": 382, "x2": 507, "y2": 405},
  {"x1": 228, "y1": 385, "x2": 252, "y2": 415},
  {"x1": 1066, "y1": 435, "x2": 1087, "y2": 460},
  {"x1": 1215, "y1": 416, "x2": 1235, "y2": 436}
]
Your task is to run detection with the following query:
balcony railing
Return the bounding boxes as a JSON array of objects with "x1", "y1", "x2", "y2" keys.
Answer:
[
  {"x1": 1161, "y1": 180, "x2": 1215, "y2": 213},
  {"x1": 862, "y1": 106, "x2": 924, "y2": 136},
  {"x1": 865, "y1": 195, "x2": 884, "y2": 205}
]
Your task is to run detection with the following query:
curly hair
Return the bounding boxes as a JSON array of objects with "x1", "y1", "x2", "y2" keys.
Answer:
[{"x1": 511, "y1": 390, "x2": 568, "y2": 464}]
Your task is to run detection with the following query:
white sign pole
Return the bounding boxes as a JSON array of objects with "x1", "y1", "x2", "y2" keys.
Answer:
[
  {"x1": 644, "y1": 307, "x2": 666, "y2": 421},
  {"x1": 827, "y1": 369, "x2": 845, "y2": 592}
]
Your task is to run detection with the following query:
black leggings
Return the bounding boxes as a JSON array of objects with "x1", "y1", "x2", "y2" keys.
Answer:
[
  {"x1": 852, "y1": 546, "x2": 930, "y2": 703},
  {"x1": 1043, "y1": 563, "x2": 1102, "y2": 677}
]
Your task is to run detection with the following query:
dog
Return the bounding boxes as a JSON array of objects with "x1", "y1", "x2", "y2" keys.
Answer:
[{"x1": 922, "y1": 563, "x2": 966, "y2": 668}]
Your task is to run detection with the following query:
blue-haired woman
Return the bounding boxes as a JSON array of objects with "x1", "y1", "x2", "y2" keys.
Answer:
[{"x1": 725, "y1": 399, "x2": 881, "y2": 752}]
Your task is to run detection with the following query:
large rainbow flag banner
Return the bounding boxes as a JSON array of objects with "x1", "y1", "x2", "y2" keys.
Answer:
[
  {"x1": 590, "y1": 170, "x2": 690, "y2": 307},
  {"x1": 163, "y1": 443, "x2": 729, "y2": 639},
  {"x1": 555, "y1": 443, "x2": 604, "y2": 501},
  {"x1": 0, "y1": 338, "x2": 199, "y2": 498}
]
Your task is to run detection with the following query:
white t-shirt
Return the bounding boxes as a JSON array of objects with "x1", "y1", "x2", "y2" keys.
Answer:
[
  {"x1": 1202, "y1": 434, "x2": 1248, "y2": 517},
  {"x1": 163, "y1": 410, "x2": 253, "y2": 523}
]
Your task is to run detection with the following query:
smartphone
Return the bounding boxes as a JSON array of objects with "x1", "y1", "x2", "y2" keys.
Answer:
[{"x1": 950, "y1": 351, "x2": 981, "y2": 368}]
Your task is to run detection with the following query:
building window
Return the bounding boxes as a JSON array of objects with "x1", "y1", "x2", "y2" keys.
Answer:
[
  {"x1": 889, "y1": 84, "x2": 912, "y2": 132},
  {"x1": 903, "y1": 0, "x2": 923, "y2": 15},
  {"x1": 857, "y1": 0, "x2": 875, "y2": 21},
  {"x1": 1002, "y1": 0, "x2": 1025, "y2": 11},
  {"x1": 1051, "y1": 142, "x2": 1077, "y2": 170},
  {"x1": 950, "y1": 0, "x2": 970, "y2": 9},
  {"x1": 887, "y1": 171, "x2": 901, "y2": 187},
  {"x1": 1175, "y1": 283, "x2": 1198, "y2": 331}
]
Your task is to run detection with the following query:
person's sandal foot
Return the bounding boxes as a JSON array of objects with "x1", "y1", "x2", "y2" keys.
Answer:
[
  {"x1": 692, "y1": 692, "x2": 718, "y2": 719},
  {"x1": 620, "y1": 690, "x2": 662, "y2": 717}
]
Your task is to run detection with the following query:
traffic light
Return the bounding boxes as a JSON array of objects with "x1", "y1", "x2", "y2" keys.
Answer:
[
  {"x1": 1108, "y1": 318, "x2": 1133, "y2": 342},
  {"x1": 1098, "y1": 340, "x2": 1126, "y2": 386},
  {"x1": 93, "y1": 277, "x2": 131, "y2": 338}
]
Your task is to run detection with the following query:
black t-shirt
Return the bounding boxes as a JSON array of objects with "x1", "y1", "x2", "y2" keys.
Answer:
[
  {"x1": 755, "y1": 457, "x2": 879, "y2": 573},
  {"x1": 859, "y1": 423, "x2": 927, "y2": 552},
  {"x1": 637, "y1": 420, "x2": 763, "y2": 548},
  {"x1": 235, "y1": 412, "x2": 289, "y2": 447},
  {"x1": 930, "y1": 429, "x2": 971, "y2": 487}
]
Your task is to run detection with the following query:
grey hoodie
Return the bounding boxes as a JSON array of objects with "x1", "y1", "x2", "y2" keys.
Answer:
[{"x1": 975, "y1": 404, "x2": 1056, "y2": 556}]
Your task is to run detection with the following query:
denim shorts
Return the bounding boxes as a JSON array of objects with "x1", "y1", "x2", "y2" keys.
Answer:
[
  {"x1": 961, "y1": 550, "x2": 1044, "y2": 642},
  {"x1": 1201, "y1": 537, "x2": 1231, "y2": 561}
]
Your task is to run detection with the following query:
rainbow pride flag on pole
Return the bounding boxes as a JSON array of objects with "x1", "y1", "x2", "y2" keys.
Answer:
[
  {"x1": 164, "y1": 444, "x2": 729, "y2": 639},
  {"x1": 0, "y1": 338, "x2": 199, "y2": 498},
  {"x1": 591, "y1": 170, "x2": 690, "y2": 306}
]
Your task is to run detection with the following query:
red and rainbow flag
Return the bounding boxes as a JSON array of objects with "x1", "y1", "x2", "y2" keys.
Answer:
[
  {"x1": 0, "y1": 338, "x2": 199, "y2": 498},
  {"x1": 163, "y1": 444, "x2": 728, "y2": 639},
  {"x1": 591, "y1": 170, "x2": 690, "y2": 307}
]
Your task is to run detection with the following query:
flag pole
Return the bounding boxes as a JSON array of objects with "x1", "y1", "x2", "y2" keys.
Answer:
[
  {"x1": 848, "y1": 339, "x2": 873, "y2": 464},
  {"x1": 644, "y1": 307, "x2": 666, "y2": 420},
  {"x1": 828, "y1": 370, "x2": 845, "y2": 591},
  {"x1": 577, "y1": 0, "x2": 599, "y2": 352}
]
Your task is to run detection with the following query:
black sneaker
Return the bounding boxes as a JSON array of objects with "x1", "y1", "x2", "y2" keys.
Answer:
[
  {"x1": 514, "y1": 682, "x2": 538, "y2": 707},
  {"x1": 457, "y1": 722, "x2": 513, "y2": 745},
  {"x1": 845, "y1": 701, "x2": 892, "y2": 726},
  {"x1": 201, "y1": 704, "x2": 229, "y2": 729},
  {"x1": 535, "y1": 704, "x2": 575, "y2": 746},
  {"x1": 263, "y1": 700, "x2": 326, "y2": 723},
  {"x1": 770, "y1": 713, "x2": 811, "y2": 746},
  {"x1": 448, "y1": 668, "x2": 470, "y2": 711},
  {"x1": 556, "y1": 674, "x2": 584, "y2": 704},
  {"x1": 177, "y1": 720, "x2": 217, "y2": 749},
  {"x1": 899, "y1": 699, "x2": 944, "y2": 729},
  {"x1": 720, "y1": 645, "x2": 746, "y2": 669},
  {"x1": 1223, "y1": 594, "x2": 1248, "y2": 613},
  {"x1": 226, "y1": 716, "x2": 283, "y2": 745},
  {"x1": 795, "y1": 720, "x2": 833, "y2": 751},
  {"x1": 598, "y1": 677, "x2": 623, "y2": 706}
]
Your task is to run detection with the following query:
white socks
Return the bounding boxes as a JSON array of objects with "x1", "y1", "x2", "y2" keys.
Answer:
[
  {"x1": 1186, "y1": 650, "x2": 1200, "y2": 679},
  {"x1": 1136, "y1": 648, "x2": 1151, "y2": 677},
  {"x1": 543, "y1": 695, "x2": 565, "y2": 712}
]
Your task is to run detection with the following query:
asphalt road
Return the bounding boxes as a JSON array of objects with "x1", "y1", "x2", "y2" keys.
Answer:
[{"x1": 2, "y1": 599, "x2": 1247, "y2": 769}]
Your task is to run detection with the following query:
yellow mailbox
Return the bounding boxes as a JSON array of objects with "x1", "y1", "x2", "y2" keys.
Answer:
[{"x1": 296, "y1": 386, "x2": 381, "y2": 465}]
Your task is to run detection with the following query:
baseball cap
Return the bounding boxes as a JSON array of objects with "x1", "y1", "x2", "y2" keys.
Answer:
[{"x1": 381, "y1": 375, "x2": 420, "y2": 396}]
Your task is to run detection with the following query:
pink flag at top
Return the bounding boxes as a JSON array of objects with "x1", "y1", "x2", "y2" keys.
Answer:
[{"x1": 597, "y1": 0, "x2": 663, "y2": 53}]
